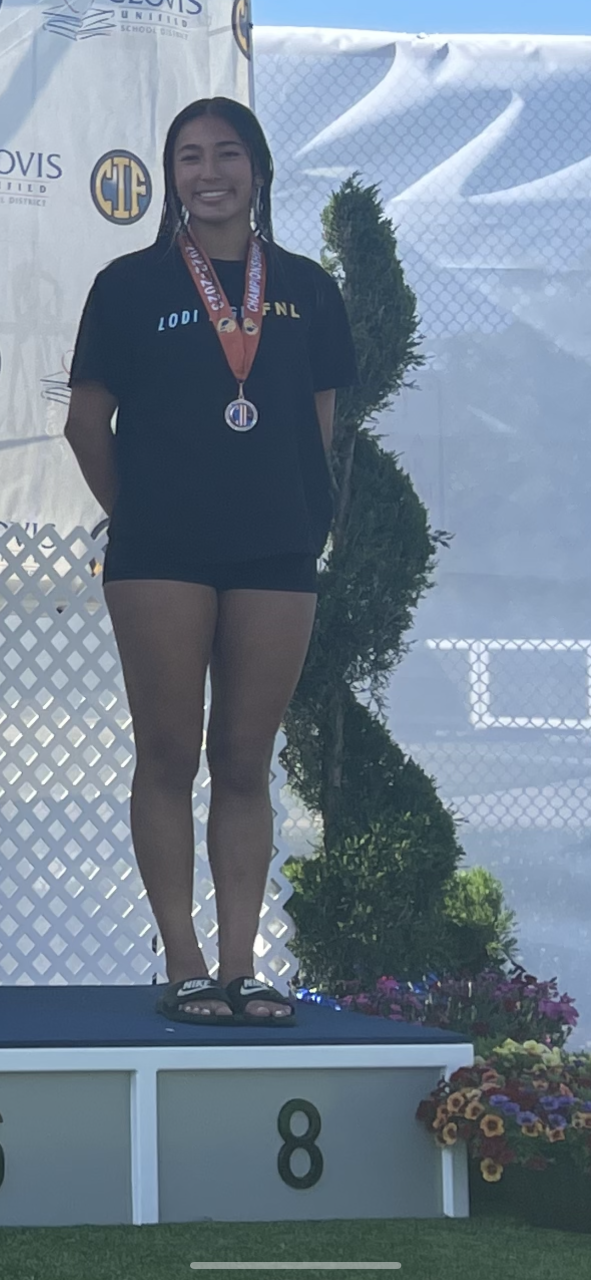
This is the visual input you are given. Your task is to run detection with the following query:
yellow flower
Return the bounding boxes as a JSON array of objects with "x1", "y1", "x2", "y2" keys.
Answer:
[
  {"x1": 447, "y1": 1091, "x2": 466, "y2": 1113},
  {"x1": 496, "y1": 1039, "x2": 521, "y2": 1053},
  {"x1": 465, "y1": 1101, "x2": 486, "y2": 1121},
  {"x1": 571, "y1": 1113, "x2": 591, "y2": 1131},
  {"x1": 481, "y1": 1158, "x2": 503, "y2": 1182},
  {"x1": 480, "y1": 1115, "x2": 505, "y2": 1137},
  {"x1": 442, "y1": 1122, "x2": 458, "y2": 1145},
  {"x1": 464, "y1": 1088, "x2": 483, "y2": 1100},
  {"x1": 521, "y1": 1120, "x2": 544, "y2": 1137},
  {"x1": 546, "y1": 1128, "x2": 565, "y2": 1143},
  {"x1": 523, "y1": 1040, "x2": 544, "y2": 1056}
]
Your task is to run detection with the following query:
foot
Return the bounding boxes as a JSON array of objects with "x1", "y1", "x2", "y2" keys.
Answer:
[
  {"x1": 220, "y1": 971, "x2": 292, "y2": 1020},
  {"x1": 166, "y1": 960, "x2": 232, "y2": 1018}
]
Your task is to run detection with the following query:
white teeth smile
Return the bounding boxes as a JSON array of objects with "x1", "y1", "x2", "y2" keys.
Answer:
[{"x1": 198, "y1": 191, "x2": 228, "y2": 199}]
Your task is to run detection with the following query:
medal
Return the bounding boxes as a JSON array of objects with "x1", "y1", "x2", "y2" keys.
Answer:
[
  {"x1": 224, "y1": 384, "x2": 259, "y2": 432},
  {"x1": 178, "y1": 229, "x2": 266, "y2": 432}
]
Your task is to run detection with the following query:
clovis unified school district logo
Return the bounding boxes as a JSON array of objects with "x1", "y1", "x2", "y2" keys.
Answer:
[
  {"x1": 42, "y1": 0, "x2": 203, "y2": 43},
  {"x1": 0, "y1": 147, "x2": 63, "y2": 209},
  {"x1": 91, "y1": 151, "x2": 152, "y2": 224}
]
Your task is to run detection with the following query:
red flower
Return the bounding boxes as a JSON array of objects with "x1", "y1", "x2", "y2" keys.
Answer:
[
  {"x1": 416, "y1": 1101, "x2": 434, "y2": 1122},
  {"x1": 480, "y1": 1136, "x2": 511, "y2": 1158},
  {"x1": 501, "y1": 1082, "x2": 521, "y2": 1099},
  {"x1": 450, "y1": 1068, "x2": 473, "y2": 1084},
  {"x1": 503, "y1": 1082, "x2": 537, "y2": 1108},
  {"x1": 480, "y1": 1136, "x2": 515, "y2": 1163}
]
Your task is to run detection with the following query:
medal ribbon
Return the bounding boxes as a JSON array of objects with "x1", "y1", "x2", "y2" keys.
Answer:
[{"x1": 178, "y1": 228, "x2": 266, "y2": 390}]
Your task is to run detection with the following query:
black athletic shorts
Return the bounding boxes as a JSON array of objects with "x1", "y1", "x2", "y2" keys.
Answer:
[{"x1": 102, "y1": 540, "x2": 318, "y2": 593}]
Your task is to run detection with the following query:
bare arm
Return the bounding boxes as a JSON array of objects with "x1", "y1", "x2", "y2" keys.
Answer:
[
  {"x1": 314, "y1": 388, "x2": 336, "y2": 460},
  {"x1": 64, "y1": 382, "x2": 120, "y2": 519}
]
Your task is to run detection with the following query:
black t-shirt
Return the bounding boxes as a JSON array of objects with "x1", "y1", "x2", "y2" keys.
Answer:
[{"x1": 68, "y1": 237, "x2": 359, "y2": 562}]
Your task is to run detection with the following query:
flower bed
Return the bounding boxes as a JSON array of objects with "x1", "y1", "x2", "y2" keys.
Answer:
[
  {"x1": 295, "y1": 964, "x2": 588, "y2": 1228},
  {"x1": 416, "y1": 1039, "x2": 591, "y2": 1232},
  {"x1": 312, "y1": 964, "x2": 579, "y2": 1052}
]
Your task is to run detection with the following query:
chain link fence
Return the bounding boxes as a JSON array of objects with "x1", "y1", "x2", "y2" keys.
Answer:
[{"x1": 254, "y1": 30, "x2": 591, "y2": 1045}]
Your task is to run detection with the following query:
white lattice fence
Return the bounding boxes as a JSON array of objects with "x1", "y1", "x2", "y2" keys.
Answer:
[{"x1": 0, "y1": 524, "x2": 320, "y2": 988}]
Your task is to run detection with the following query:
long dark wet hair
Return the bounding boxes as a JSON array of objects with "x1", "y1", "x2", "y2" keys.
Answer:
[{"x1": 157, "y1": 97, "x2": 278, "y2": 272}]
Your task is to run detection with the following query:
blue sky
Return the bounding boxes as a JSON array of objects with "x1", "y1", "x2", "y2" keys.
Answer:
[{"x1": 252, "y1": 0, "x2": 591, "y2": 36}]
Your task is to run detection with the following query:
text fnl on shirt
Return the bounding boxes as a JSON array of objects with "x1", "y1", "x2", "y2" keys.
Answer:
[{"x1": 157, "y1": 300, "x2": 301, "y2": 331}]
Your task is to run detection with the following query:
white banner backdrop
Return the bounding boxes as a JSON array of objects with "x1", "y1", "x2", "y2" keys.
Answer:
[
  {"x1": 0, "y1": 0, "x2": 252, "y2": 532},
  {"x1": 253, "y1": 29, "x2": 591, "y2": 1047}
]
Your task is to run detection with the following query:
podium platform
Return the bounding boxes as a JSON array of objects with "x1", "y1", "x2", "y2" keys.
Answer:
[{"x1": 0, "y1": 985, "x2": 473, "y2": 1227}]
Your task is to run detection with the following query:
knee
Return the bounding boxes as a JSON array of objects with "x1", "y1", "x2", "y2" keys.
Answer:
[
  {"x1": 134, "y1": 732, "x2": 202, "y2": 786},
  {"x1": 206, "y1": 732, "x2": 272, "y2": 793}
]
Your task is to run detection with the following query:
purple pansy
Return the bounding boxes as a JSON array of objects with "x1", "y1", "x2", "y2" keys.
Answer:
[
  {"x1": 500, "y1": 1102, "x2": 521, "y2": 1116},
  {"x1": 540, "y1": 1095, "x2": 573, "y2": 1111},
  {"x1": 545, "y1": 1113, "x2": 568, "y2": 1129},
  {"x1": 517, "y1": 1111, "x2": 539, "y2": 1125}
]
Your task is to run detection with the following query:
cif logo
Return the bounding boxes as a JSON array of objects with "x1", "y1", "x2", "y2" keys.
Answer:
[
  {"x1": 232, "y1": 0, "x2": 251, "y2": 60},
  {"x1": 91, "y1": 150, "x2": 152, "y2": 224}
]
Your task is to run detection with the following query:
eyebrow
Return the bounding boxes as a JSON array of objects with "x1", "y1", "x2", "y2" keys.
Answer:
[{"x1": 177, "y1": 140, "x2": 246, "y2": 154}]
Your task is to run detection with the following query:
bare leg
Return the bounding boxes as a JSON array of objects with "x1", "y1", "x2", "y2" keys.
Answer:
[
  {"x1": 206, "y1": 586, "x2": 317, "y2": 1017},
  {"x1": 207, "y1": 758, "x2": 275, "y2": 982},
  {"x1": 104, "y1": 578, "x2": 231, "y2": 1017},
  {"x1": 130, "y1": 766, "x2": 207, "y2": 974}
]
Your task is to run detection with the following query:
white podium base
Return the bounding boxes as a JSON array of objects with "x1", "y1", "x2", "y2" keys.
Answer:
[{"x1": 0, "y1": 986, "x2": 473, "y2": 1226}]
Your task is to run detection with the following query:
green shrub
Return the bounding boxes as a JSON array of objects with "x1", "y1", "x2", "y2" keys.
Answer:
[
  {"x1": 439, "y1": 867, "x2": 520, "y2": 977},
  {"x1": 283, "y1": 839, "x2": 519, "y2": 994},
  {"x1": 281, "y1": 174, "x2": 515, "y2": 994}
]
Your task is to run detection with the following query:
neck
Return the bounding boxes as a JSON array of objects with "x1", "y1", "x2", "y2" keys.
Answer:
[{"x1": 187, "y1": 215, "x2": 251, "y2": 261}]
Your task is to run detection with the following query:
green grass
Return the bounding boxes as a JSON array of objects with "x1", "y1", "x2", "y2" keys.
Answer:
[{"x1": 0, "y1": 1212, "x2": 589, "y2": 1280}]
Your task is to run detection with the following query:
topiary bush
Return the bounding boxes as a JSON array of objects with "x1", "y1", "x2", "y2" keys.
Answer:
[{"x1": 281, "y1": 175, "x2": 515, "y2": 989}]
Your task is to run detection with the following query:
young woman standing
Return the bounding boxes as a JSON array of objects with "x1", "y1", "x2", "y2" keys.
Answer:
[{"x1": 65, "y1": 98, "x2": 358, "y2": 1026}]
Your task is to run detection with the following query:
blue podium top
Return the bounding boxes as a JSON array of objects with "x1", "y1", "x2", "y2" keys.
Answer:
[{"x1": 0, "y1": 985, "x2": 471, "y2": 1048}]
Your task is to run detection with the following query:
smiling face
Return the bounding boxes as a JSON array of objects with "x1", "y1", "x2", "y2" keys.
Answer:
[{"x1": 173, "y1": 114, "x2": 258, "y2": 234}]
